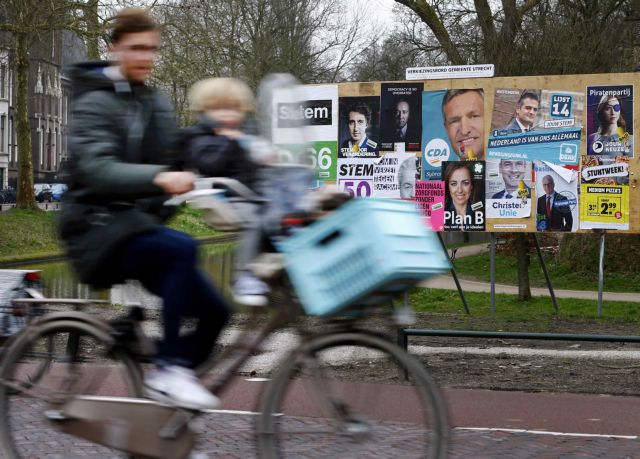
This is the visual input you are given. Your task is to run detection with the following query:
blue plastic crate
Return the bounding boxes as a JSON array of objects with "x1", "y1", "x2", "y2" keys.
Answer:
[{"x1": 279, "y1": 199, "x2": 451, "y2": 316}]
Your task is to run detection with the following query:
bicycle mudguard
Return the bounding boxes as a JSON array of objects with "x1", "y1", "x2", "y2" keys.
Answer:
[
  {"x1": 45, "y1": 396, "x2": 195, "y2": 459},
  {"x1": 31, "y1": 311, "x2": 115, "y2": 337}
]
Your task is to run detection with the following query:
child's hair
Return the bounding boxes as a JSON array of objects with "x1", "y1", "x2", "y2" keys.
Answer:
[{"x1": 188, "y1": 77, "x2": 255, "y2": 113}]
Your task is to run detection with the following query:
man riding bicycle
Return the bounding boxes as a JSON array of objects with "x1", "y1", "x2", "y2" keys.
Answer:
[{"x1": 58, "y1": 8, "x2": 230, "y2": 411}]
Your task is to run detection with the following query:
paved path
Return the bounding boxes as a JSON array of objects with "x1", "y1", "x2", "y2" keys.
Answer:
[
  {"x1": 5, "y1": 378, "x2": 640, "y2": 458},
  {"x1": 421, "y1": 243, "x2": 640, "y2": 303}
]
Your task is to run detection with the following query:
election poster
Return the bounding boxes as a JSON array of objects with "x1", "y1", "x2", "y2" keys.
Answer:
[
  {"x1": 422, "y1": 89, "x2": 486, "y2": 180},
  {"x1": 485, "y1": 158, "x2": 532, "y2": 218},
  {"x1": 533, "y1": 161, "x2": 578, "y2": 232},
  {"x1": 415, "y1": 180, "x2": 445, "y2": 231},
  {"x1": 579, "y1": 155, "x2": 630, "y2": 230},
  {"x1": 380, "y1": 83, "x2": 423, "y2": 153},
  {"x1": 372, "y1": 152, "x2": 419, "y2": 199},
  {"x1": 271, "y1": 84, "x2": 338, "y2": 182},
  {"x1": 442, "y1": 161, "x2": 486, "y2": 231},
  {"x1": 336, "y1": 158, "x2": 375, "y2": 198},
  {"x1": 586, "y1": 84, "x2": 633, "y2": 157},
  {"x1": 488, "y1": 88, "x2": 583, "y2": 164},
  {"x1": 338, "y1": 96, "x2": 380, "y2": 158}
]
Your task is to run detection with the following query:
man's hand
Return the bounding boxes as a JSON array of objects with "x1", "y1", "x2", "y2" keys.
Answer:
[{"x1": 153, "y1": 171, "x2": 196, "y2": 195}]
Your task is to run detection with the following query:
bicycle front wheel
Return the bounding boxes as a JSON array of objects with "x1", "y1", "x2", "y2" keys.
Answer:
[
  {"x1": 0, "y1": 319, "x2": 143, "y2": 459},
  {"x1": 257, "y1": 331, "x2": 448, "y2": 458}
]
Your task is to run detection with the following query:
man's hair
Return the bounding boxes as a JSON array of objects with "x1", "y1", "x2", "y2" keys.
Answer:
[
  {"x1": 542, "y1": 174, "x2": 554, "y2": 185},
  {"x1": 188, "y1": 77, "x2": 255, "y2": 113},
  {"x1": 348, "y1": 102, "x2": 371, "y2": 124},
  {"x1": 517, "y1": 91, "x2": 539, "y2": 107},
  {"x1": 441, "y1": 89, "x2": 484, "y2": 121},
  {"x1": 109, "y1": 8, "x2": 158, "y2": 44}
]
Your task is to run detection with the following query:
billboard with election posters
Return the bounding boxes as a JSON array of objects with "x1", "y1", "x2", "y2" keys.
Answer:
[
  {"x1": 488, "y1": 88, "x2": 583, "y2": 164},
  {"x1": 380, "y1": 83, "x2": 423, "y2": 153},
  {"x1": 579, "y1": 155, "x2": 630, "y2": 230},
  {"x1": 441, "y1": 161, "x2": 486, "y2": 231},
  {"x1": 586, "y1": 85, "x2": 633, "y2": 157},
  {"x1": 271, "y1": 84, "x2": 339, "y2": 182},
  {"x1": 533, "y1": 161, "x2": 579, "y2": 232},
  {"x1": 338, "y1": 96, "x2": 380, "y2": 158},
  {"x1": 422, "y1": 89, "x2": 486, "y2": 180},
  {"x1": 485, "y1": 158, "x2": 533, "y2": 219}
]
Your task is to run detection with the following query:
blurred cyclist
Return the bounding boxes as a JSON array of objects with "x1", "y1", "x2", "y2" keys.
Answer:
[{"x1": 58, "y1": 8, "x2": 230, "y2": 411}]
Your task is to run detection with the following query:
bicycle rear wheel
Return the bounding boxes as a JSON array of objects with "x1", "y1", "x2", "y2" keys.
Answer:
[
  {"x1": 256, "y1": 331, "x2": 448, "y2": 458},
  {"x1": 0, "y1": 319, "x2": 143, "y2": 459}
]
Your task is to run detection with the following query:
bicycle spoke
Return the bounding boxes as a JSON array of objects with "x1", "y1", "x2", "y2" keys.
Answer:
[
  {"x1": 0, "y1": 323, "x2": 141, "y2": 459},
  {"x1": 257, "y1": 332, "x2": 448, "y2": 458}
]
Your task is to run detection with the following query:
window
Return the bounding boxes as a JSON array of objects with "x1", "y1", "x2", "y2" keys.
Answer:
[
  {"x1": 0, "y1": 64, "x2": 6, "y2": 99},
  {"x1": 0, "y1": 115, "x2": 5, "y2": 152}
]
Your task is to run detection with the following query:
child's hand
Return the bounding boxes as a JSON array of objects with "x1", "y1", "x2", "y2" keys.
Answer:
[{"x1": 214, "y1": 128, "x2": 244, "y2": 140}]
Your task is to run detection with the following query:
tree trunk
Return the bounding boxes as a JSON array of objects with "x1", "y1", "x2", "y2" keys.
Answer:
[
  {"x1": 84, "y1": 0, "x2": 100, "y2": 60},
  {"x1": 515, "y1": 233, "x2": 531, "y2": 300},
  {"x1": 15, "y1": 33, "x2": 37, "y2": 209}
]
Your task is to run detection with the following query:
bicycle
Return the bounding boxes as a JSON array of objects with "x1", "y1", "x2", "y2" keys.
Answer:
[{"x1": 0, "y1": 177, "x2": 451, "y2": 459}]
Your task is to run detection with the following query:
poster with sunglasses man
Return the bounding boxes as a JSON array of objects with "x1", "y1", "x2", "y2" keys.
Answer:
[{"x1": 586, "y1": 85, "x2": 633, "y2": 157}]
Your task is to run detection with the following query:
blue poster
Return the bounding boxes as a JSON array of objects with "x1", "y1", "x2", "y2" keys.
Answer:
[
  {"x1": 421, "y1": 89, "x2": 486, "y2": 180},
  {"x1": 488, "y1": 88, "x2": 583, "y2": 164}
]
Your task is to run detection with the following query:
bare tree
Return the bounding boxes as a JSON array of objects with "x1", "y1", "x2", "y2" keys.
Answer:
[
  {"x1": 0, "y1": 0, "x2": 87, "y2": 208},
  {"x1": 152, "y1": 0, "x2": 376, "y2": 121}
]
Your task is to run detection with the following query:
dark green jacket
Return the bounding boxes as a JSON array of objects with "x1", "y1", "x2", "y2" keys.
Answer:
[{"x1": 58, "y1": 62, "x2": 179, "y2": 287}]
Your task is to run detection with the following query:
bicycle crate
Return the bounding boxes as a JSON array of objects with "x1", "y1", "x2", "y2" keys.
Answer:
[{"x1": 279, "y1": 199, "x2": 451, "y2": 316}]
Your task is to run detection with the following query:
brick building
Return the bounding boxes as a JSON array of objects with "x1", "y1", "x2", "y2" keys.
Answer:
[{"x1": 0, "y1": 30, "x2": 86, "y2": 190}]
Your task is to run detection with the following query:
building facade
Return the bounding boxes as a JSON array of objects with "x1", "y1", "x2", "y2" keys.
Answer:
[{"x1": 1, "y1": 30, "x2": 85, "y2": 190}]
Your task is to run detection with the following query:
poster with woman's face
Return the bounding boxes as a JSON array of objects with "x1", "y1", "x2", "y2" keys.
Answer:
[
  {"x1": 441, "y1": 161, "x2": 486, "y2": 231},
  {"x1": 586, "y1": 85, "x2": 633, "y2": 157},
  {"x1": 338, "y1": 96, "x2": 380, "y2": 158}
]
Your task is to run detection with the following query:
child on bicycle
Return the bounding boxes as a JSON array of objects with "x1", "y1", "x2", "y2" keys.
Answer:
[{"x1": 183, "y1": 77, "x2": 275, "y2": 307}]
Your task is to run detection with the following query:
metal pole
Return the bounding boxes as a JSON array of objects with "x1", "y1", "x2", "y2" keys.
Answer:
[
  {"x1": 397, "y1": 328, "x2": 409, "y2": 380},
  {"x1": 598, "y1": 231, "x2": 606, "y2": 317},
  {"x1": 490, "y1": 233, "x2": 496, "y2": 318},
  {"x1": 436, "y1": 233, "x2": 470, "y2": 315},
  {"x1": 532, "y1": 233, "x2": 559, "y2": 314}
]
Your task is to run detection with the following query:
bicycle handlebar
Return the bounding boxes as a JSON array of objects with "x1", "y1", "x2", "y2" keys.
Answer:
[{"x1": 164, "y1": 177, "x2": 266, "y2": 207}]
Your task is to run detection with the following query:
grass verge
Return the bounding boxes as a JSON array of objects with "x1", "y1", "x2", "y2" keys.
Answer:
[
  {"x1": 0, "y1": 206, "x2": 222, "y2": 263},
  {"x1": 410, "y1": 288, "x2": 640, "y2": 330},
  {"x1": 453, "y1": 252, "x2": 640, "y2": 293}
]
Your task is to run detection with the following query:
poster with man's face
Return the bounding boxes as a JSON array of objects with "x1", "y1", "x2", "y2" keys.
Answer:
[
  {"x1": 380, "y1": 83, "x2": 423, "y2": 153},
  {"x1": 485, "y1": 158, "x2": 532, "y2": 218},
  {"x1": 338, "y1": 96, "x2": 380, "y2": 158},
  {"x1": 371, "y1": 152, "x2": 419, "y2": 199},
  {"x1": 488, "y1": 88, "x2": 583, "y2": 164},
  {"x1": 533, "y1": 161, "x2": 578, "y2": 232},
  {"x1": 422, "y1": 89, "x2": 486, "y2": 180}
]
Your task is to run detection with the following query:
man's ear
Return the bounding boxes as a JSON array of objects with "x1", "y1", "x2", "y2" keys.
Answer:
[{"x1": 107, "y1": 43, "x2": 121, "y2": 62}]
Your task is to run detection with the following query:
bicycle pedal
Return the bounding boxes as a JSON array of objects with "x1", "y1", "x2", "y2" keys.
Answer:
[{"x1": 44, "y1": 409, "x2": 68, "y2": 421}]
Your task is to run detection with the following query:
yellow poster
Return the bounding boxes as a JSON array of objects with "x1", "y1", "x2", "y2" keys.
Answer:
[{"x1": 579, "y1": 184, "x2": 629, "y2": 230}]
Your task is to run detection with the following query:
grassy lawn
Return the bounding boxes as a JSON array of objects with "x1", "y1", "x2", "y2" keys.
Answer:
[
  {"x1": 453, "y1": 252, "x2": 640, "y2": 293},
  {"x1": 410, "y1": 287, "x2": 640, "y2": 330},
  {"x1": 0, "y1": 206, "x2": 221, "y2": 262}
]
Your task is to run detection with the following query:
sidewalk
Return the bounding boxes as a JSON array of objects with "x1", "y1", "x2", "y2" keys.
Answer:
[{"x1": 422, "y1": 243, "x2": 640, "y2": 303}]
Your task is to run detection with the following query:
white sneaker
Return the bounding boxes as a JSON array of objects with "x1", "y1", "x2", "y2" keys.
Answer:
[
  {"x1": 232, "y1": 275, "x2": 269, "y2": 307},
  {"x1": 144, "y1": 365, "x2": 219, "y2": 411}
]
